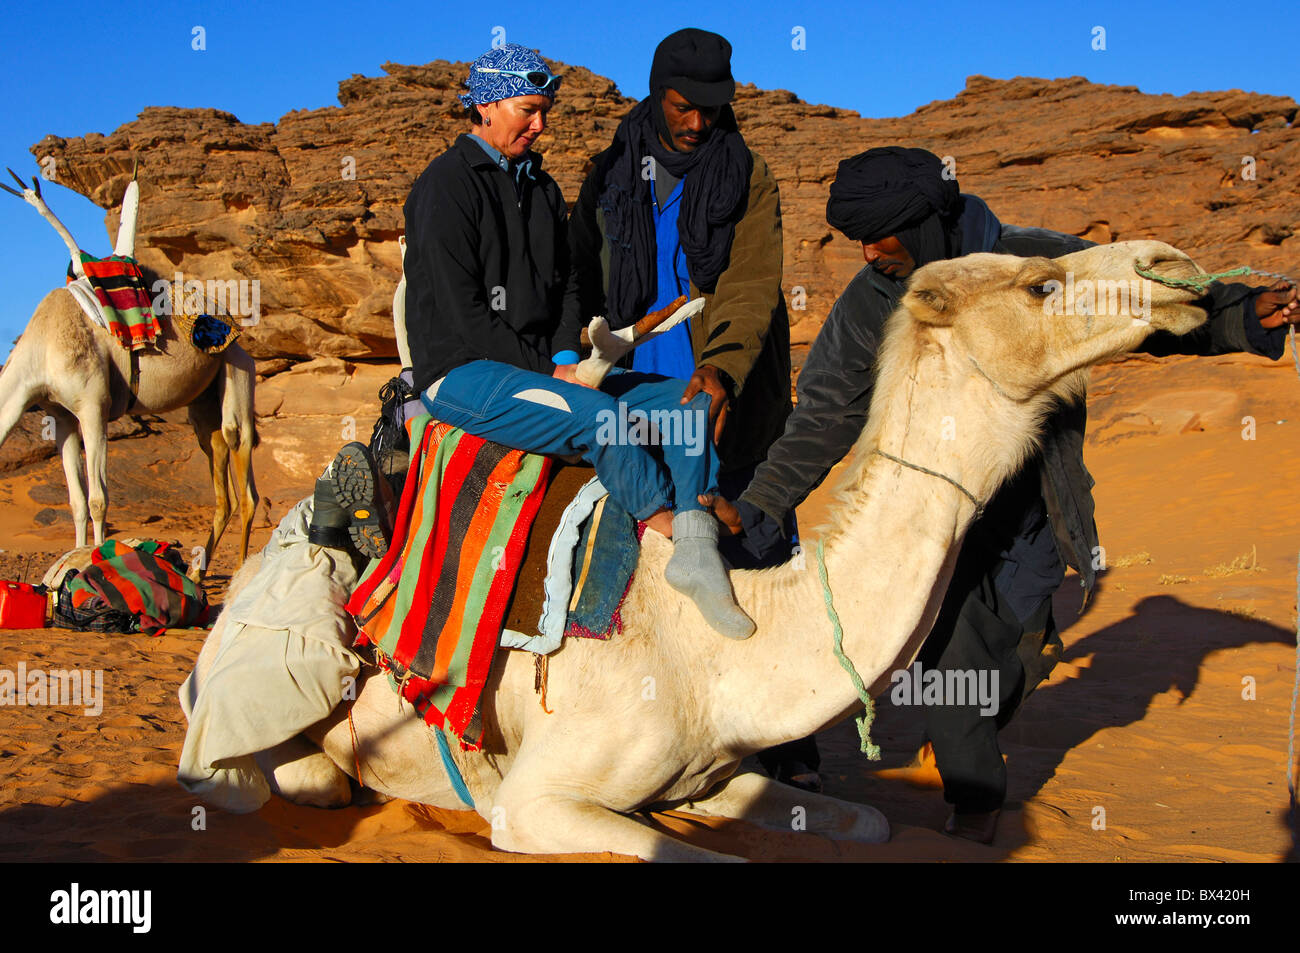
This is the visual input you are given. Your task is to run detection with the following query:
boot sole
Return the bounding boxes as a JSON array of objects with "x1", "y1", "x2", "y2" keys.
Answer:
[{"x1": 329, "y1": 443, "x2": 388, "y2": 559}]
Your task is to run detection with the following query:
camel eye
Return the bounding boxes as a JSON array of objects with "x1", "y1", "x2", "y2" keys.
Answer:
[{"x1": 1026, "y1": 283, "x2": 1054, "y2": 298}]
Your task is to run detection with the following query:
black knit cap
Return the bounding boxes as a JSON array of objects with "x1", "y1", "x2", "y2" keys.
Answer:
[{"x1": 649, "y1": 28, "x2": 735, "y2": 107}]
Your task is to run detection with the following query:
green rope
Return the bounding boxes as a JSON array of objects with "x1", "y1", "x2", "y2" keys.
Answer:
[
  {"x1": 816, "y1": 538, "x2": 881, "y2": 760},
  {"x1": 1133, "y1": 262, "x2": 1252, "y2": 295}
]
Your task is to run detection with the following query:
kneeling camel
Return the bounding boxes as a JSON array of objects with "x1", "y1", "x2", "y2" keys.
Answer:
[{"x1": 194, "y1": 240, "x2": 1211, "y2": 860}]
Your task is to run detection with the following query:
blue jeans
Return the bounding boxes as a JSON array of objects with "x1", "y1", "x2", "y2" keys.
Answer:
[{"x1": 422, "y1": 360, "x2": 719, "y2": 520}]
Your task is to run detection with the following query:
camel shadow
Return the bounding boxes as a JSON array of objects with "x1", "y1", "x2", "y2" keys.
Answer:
[{"x1": 1007, "y1": 593, "x2": 1297, "y2": 859}]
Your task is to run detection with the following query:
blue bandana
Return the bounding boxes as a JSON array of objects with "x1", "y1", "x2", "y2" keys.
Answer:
[{"x1": 458, "y1": 43, "x2": 559, "y2": 107}]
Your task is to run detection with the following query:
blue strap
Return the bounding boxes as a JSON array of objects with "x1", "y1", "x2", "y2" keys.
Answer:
[{"x1": 434, "y1": 726, "x2": 475, "y2": 809}]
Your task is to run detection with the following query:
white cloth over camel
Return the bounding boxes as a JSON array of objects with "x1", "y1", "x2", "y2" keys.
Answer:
[{"x1": 177, "y1": 496, "x2": 361, "y2": 813}]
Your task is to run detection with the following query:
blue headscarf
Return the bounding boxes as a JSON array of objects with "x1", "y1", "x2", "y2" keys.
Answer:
[{"x1": 458, "y1": 43, "x2": 559, "y2": 107}]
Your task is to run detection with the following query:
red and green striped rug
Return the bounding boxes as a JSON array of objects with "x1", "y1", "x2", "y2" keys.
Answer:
[{"x1": 346, "y1": 417, "x2": 551, "y2": 749}]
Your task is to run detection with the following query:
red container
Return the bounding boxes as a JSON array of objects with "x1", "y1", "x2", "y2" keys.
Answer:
[{"x1": 0, "y1": 580, "x2": 47, "y2": 628}]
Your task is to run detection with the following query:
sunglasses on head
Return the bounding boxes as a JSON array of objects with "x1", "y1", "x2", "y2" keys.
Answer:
[{"x1": 477, "y1": 67, "x2": 563, "y2": 92}]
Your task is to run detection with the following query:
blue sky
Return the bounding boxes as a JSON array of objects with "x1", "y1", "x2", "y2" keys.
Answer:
[{"x1": 1, "y1": 0, "x2": 1296, "y2": 357}]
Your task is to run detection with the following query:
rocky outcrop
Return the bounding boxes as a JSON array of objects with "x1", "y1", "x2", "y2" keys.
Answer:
[{"x1": 29, "y1": 65, "x2": 1299, "y2": 359}]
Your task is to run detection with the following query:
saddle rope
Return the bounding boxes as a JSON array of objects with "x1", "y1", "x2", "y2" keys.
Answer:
[{"x1": 1138, "y1": 261, "x2": 1300, "y2": 818}]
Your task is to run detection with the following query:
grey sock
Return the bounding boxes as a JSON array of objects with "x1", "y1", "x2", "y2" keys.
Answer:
[{"x1": 664, "y1": 509, "x2": 755, "y2": 640}]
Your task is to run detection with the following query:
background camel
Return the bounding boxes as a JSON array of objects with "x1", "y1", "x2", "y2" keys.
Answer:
[
  {"x1": 0, "y1": 170, "x2": 258, "y2": 575},
  {"x1": 188, "y1": 240, "x2": 1211, "y2": 860}
]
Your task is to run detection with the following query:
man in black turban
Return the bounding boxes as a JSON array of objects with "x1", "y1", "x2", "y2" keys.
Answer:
[
  {"x1": 825, "y1": 146, "x2": 962, "y2": 270},
  {"x1": 705, "y1": 146, "x2": 1300, "y2": 842}
]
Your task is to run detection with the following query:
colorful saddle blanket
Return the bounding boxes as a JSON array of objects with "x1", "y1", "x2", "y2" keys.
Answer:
[
  {"x1": 61, "y1": 540, "x2": 209, "y2": 635},
  {"x1": 67, "y1": 253, "x2": 161, "y2": 351},
  {"x1": 346, "y1": 417, "x2": 551, "y2": 749}
]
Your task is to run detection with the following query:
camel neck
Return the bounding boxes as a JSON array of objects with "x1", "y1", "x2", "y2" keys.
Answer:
[{"x1": 705, "y1": 336, "x2": 1040, "y2": 756}]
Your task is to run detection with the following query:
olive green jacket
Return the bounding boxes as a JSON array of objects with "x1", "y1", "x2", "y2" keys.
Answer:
[{"x1": 566, "y1": 149, "x2": 792, "y2": 474}]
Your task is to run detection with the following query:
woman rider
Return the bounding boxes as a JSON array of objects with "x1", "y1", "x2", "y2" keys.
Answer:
[{"x1": 399, "y1": 43, "x2": 753, "y2": 641}]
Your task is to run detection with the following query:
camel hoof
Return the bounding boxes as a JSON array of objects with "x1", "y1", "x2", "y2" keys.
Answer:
[{"x1": 832, "y1": 804, "x2": 890, "y2": 844}]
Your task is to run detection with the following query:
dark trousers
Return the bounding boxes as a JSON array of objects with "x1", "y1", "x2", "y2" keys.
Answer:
[{"x1": 916, "y1": 541, "x2": 1061, "y2": 813}]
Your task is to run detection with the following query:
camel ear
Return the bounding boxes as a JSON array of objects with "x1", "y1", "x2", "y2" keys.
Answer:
[{"x1": 902, "y1": 273, "x2": 955, "y2": 326}]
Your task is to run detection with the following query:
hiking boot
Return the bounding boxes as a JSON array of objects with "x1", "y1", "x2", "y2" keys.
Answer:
[
  {"x1": 307, "y1": 476, "x2": 351, "y2": 549},
  {"x1": 665, "y1": 509, "x2": 755, "y2": 640},
  {"x1": 374, "y1": 446, "x2": 410, "y2": 499},
  {"x1": 311, "y1": 442, "x2": 391, "y2": 559}
]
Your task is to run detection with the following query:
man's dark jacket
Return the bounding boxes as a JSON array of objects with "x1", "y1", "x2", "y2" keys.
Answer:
[
  {"x1": 403, "y1": 134, "x2": 581, "y2": 391},
  {"x1": 740, "y1": 195, "x2": 1285, "y2": 608}
]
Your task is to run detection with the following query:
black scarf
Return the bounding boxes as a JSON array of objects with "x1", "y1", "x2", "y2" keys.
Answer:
[
  {"x1": 596, "y1": 95, "x2": 752, "y2": 327},
  {"x1": 894, "y1": 211, "x2": 963, "y2": 269}
]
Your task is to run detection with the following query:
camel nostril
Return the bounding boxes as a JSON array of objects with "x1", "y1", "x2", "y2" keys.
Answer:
[{"x1": 1140, "y1": 256, "x2": 1202, "y2": 283}]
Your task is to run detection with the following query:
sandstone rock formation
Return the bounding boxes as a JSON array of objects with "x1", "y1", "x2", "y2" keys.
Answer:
[{"x1": 29, "y1": 64, "x2": 1298, "y2": 361}]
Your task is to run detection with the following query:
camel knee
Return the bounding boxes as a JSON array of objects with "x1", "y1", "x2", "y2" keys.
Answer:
[
  {"x1": 487, "y1": 793, "x2": 547, "y2": 853},
  {"x1": 67, "y1": 492, "x2": 89, "y2": 526},
  {"x1": 254, "y1": 736, "x2": 353, "y2": 809},
  {"x1": 486, "y1": 790, "x2": 610, "y2": 855}
]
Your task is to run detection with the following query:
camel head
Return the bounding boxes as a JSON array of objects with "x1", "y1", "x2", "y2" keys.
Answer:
[{"x1": 900, "y1": 239, "x2": 1208, "y2": 405}]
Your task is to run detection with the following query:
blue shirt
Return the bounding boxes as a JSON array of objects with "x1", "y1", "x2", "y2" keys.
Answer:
[
  {"x1": 467, "y1": 133, "x2": 536, "y2": 200},
  {"x1": 632, "y1": 175, "x2": 696, "y2": 380}
]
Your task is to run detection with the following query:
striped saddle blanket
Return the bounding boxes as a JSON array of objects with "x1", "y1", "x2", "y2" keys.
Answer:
[
  {"x1": 62, "y1": 540, "x2": 209, "y2": 635},
  {"x1": 66, "y1": 253, "x2": 161, "y2": 351},
  {"x1": 346, "y1": 417, "x2": 552, "y2": 749}
]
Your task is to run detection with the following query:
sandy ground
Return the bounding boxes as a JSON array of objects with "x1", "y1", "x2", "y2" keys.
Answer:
[{"x1": 0, "y1": 351, "x2": 1297, "y2": 862}]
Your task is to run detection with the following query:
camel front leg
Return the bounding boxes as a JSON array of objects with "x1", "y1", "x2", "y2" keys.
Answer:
[
  {"x1": 221, "y1": 345, "x2": 258, "y2": 565},
  {"x1": 227, "y1": 430, "x2": 257, "y2": 565},
  {"x1": 491, "y1": 789, "x2": 745, "y2": 862},
  {"x1": 47, "y1": 408, "x2": 89, "y2": 548},
  {"x1": 188, "y1": 396, "x2": 238, "y2": 578},
  {"x1": 673, "y1": 770, "x2": 890, "y2": 844},
  {"x1": 78, "y1": 403, "x2": 110, "y2": 546}
]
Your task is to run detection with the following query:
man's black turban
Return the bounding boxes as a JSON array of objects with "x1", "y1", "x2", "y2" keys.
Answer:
[{"x1": 826, "y1": 147, "x2": 960, "y2": 244}]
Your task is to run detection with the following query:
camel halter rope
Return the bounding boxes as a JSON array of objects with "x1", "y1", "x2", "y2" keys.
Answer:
[
  {"x1": 815, "y1": 454, "x2": 984, "y2": 761},
  {"x1": 1137, "y1": 261, "x2": 1300, "y2": 817}
]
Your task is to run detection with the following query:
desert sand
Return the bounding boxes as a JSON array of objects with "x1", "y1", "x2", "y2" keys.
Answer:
[{"x1": 0, "y1": 347, "x2": 1296, "y2": 863}]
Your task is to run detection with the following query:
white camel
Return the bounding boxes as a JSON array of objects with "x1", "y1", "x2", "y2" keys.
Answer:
[
  {"x1": 193, "y1": 239, "x2": 1210, "y2": 860},
  {"x1": 0, "y1": 169, "x2": 258, "y2": 575}
]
